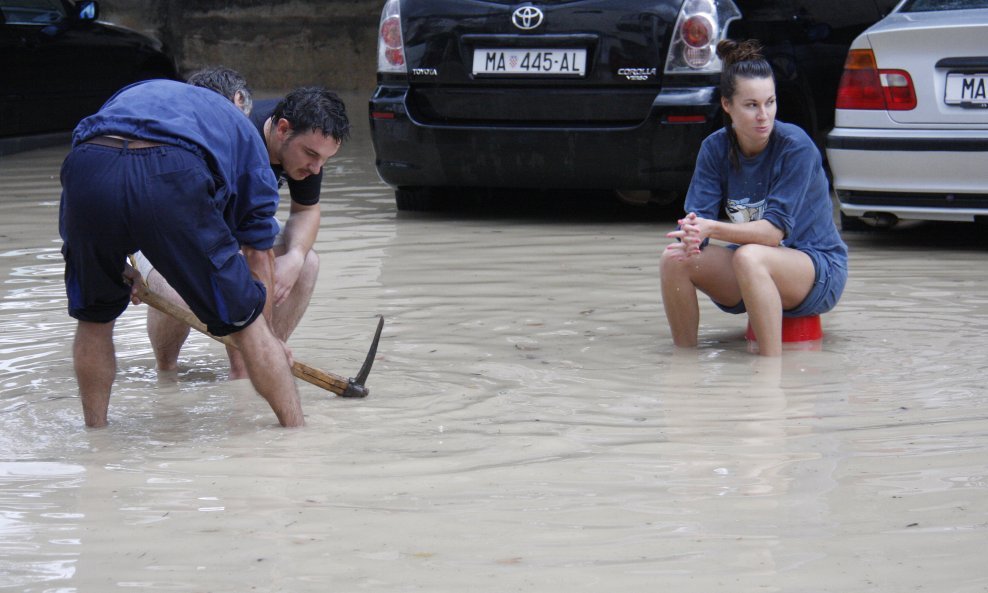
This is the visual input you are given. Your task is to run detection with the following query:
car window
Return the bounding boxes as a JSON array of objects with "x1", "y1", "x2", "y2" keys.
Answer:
[
  {"x1": 899, "y1": 0, "x2": 988, "y2": 11},
  {"x1": 0, "y1": 0, "x2": 66, "y2": 25},
  {"x1": 788, "y1": 1, "x2": 883, "y2": 30}
]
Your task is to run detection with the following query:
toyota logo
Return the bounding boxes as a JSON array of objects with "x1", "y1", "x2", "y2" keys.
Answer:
[{"x1": 512, "y1": 6, "x2": 544, "y2": 30}]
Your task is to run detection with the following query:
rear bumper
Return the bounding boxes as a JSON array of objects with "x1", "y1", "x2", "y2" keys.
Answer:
[
  {"x1": 368, "y1": 84, "x2": 720, "y2": 192},
  {"x1": 826, "y1": 127, "x2": 988, "y2": 222}
]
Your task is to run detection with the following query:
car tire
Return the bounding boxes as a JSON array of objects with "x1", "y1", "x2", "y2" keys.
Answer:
[
  {"x1": 840, "y1": 211, "x2": 872, "y2": 232},
  {"x1": 395, "y1": 187, "x2": 442, "y2": 211}
]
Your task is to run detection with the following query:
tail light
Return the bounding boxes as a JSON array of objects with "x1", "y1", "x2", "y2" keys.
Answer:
[
  {"x1": 377, "y1": 0, "x2": 406, "y2": 74},
  {"x1": 665, "y1": 0, "x2": 741, "y2": 74},
  {"x1": 681, "y1": 14, "x2": 714, "y2": 48},
  {"x1": 835, "y1": 49, "x2": 917, "y2": 111}
]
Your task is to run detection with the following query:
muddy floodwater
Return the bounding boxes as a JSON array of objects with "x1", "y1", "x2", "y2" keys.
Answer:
[{"x1": 2, "y1": 103, "x2": 988, "y2": 592}]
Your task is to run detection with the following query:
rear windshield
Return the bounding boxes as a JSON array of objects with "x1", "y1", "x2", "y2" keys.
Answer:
[{"x1": 899, "y1": 0, "x2": 988, "y2": 11}]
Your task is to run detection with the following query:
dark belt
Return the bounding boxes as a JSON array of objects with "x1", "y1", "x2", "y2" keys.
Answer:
[{"x1": 84, "y1": 135, "x2": 166, "y2": 150}]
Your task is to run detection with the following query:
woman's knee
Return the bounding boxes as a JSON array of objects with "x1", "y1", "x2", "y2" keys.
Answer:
[
  {"x1": 659, "y1": 247, "x2": 688, "y2": 277},
  {"x1": 731, "y1": 244, "x2": 770, "y2": 278}
]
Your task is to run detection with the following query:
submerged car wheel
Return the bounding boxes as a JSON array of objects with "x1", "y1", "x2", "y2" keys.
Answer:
[
  {"x1": 395, "y1": 187, "x2": 442, "y2": 211},
  {"x1": 840, "y1": 211, "x2": 873, "y2": 232}
]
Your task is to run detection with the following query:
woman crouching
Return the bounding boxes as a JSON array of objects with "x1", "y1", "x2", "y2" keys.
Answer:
[{"x1": 659, "y1": 39, "x2": 848, "y2": 356}]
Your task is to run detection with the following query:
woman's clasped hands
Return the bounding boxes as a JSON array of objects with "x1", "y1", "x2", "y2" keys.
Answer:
[{"x1": 665, "y1": 211, "x2": 708, "y2": 259}]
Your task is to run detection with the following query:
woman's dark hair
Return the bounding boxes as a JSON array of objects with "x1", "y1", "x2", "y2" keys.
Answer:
[{"x1": 716, "y1": 39, "x2": 774, "y2": 169}]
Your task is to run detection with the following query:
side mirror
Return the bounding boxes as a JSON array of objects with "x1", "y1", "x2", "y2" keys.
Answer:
[{"x1": 75, "y1": 1, "x2": 99, "y2": 21}]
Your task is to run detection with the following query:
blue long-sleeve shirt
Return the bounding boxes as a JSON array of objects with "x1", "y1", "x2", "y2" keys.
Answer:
[
  {"x1": 685, "y1": 121, "x2": 847, "y2": 271},
  {"x1": 72, "y1": 79, "x2": 280, "y2": 250}
]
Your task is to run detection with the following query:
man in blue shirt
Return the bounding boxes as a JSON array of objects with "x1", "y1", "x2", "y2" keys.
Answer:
[
  {"x1": 134, "y1": 71, "x2": 349, "y2": 381},
  {"x1": 59, "y1": 79, "x2": 304, "y2": 427}
]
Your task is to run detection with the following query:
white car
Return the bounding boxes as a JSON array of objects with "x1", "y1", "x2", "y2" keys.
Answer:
[{"x1": 826, "y1": 0, "x2": 988, "y2": 229}]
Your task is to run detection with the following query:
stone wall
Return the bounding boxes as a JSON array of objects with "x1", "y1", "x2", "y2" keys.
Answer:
[{"x1": 98, "y1": 0, "x2": 382, "y2": 91}]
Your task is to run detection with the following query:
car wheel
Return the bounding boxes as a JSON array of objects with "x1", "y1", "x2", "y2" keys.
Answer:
[
  {"x1": 614, "y1": 189, "x2": 652, "y2": 206},
  {"x1": 840, "y1": 211, "x2": 873, "y2": 232},
  {"x1": 395, "y1": 187, "x2": 442, "y2": 211},
  {"x1": 615, "y1": 189, "x2": 681, "y2": 207}
]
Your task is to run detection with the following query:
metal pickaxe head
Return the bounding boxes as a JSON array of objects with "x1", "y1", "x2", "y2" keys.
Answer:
[{"x1": 339, "y1": 315, "x2": 385, "y2": 398}]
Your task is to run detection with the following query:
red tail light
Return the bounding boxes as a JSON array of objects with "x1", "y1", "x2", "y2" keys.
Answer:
[
  {"x1": 380, "y1": 16, "x2": 405, "y2": 67},
  {"x1": 665, "y1": 0, "x2": 740, "y2": 74},
  {"x1": 836, "y1": 49, "x2": 917, "y2": 111},
  {"x1": 377, "y1": 0, "x2": 405, "y2": 74},
  {"x1": 681, "y1": 15, "x2": 713, "y2": 48},
  {"x1": 881, "y1": 71, "x2": 917, "y2": 110}
]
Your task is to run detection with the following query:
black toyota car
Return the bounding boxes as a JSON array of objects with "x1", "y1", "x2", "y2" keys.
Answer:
[{"x1": 369, "y1": 0, "x2": 898, "y2": 211}]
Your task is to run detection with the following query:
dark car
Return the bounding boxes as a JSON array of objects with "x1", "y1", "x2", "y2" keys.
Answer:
[
  {"x1": 1, "y1": 0, "x2": 178, "y2": 138},
  {"x1": 369, "y1": 0, "x2": 899, "y2": 211}
]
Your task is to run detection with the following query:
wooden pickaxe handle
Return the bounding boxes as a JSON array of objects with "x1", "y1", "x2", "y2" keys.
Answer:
[{"x1": 131, "y1": 279, "x2": 375, "y2": 397}]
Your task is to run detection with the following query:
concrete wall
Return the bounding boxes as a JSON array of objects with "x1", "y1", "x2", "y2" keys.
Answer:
[{"x1": 98, "y1": 0, "x2": 383, "y2": 91}]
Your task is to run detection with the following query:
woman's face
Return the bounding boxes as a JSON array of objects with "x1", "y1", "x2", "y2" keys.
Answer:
[{"x1": 721, "y1": 76, "x2": 776, "y2": 157}]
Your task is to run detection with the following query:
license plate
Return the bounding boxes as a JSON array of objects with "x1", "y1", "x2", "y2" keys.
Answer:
[
  {"x1": 473, "y1": 48, "x2": 587, "y2": 77},
  {"x1": 945, "y1": 72, "x2": 988, "y2": 106}
]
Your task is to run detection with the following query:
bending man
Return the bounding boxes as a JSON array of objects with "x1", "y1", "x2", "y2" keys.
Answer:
[{"x1": 59, "y1": 79, "x2": 304, "y2": 427}]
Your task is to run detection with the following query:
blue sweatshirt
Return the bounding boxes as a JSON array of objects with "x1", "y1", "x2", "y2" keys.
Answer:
[
  {"x1": 685, "y1": 121, "x2": 847, "y2": 271},
  {"x1": 72, "y1": 79, "x2": 280, "y2": 250}
]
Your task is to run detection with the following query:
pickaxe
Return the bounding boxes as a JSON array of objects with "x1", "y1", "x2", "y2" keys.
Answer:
[{"x1": 127, "y1": 265, "x2": 383, "y2": 398}]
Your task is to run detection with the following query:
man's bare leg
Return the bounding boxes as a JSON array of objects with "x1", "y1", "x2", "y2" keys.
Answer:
[
  {"x1": 227, "y1": 249, "x2": 319, "y2": 379},
  {"x1": 74, "y1": 320, "x2": 117, "y2": 428},
  {"x1": 228, "y1": 315, "x2": 304, "y2": 427},
  {"x1": 145, "y1": 269, "x2": 192, "y2": 371}
]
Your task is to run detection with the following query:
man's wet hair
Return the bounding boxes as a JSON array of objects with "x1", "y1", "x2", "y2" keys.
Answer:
[
  {"x1": 186, "y1": 66, "x2": 253, "y2": 115},
  {"x1": 271, "y1": 87, "x2": 351, "y2": 144}
]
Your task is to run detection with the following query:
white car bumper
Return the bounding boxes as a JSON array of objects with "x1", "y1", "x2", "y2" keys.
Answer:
[{"x1": 826, "y1": 127, "x2": 988, "y2": 222}]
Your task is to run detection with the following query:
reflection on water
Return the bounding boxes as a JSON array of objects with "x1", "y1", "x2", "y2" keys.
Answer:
[{"x1": 1, "y1": 116, "x2": 987, "y2": 591}]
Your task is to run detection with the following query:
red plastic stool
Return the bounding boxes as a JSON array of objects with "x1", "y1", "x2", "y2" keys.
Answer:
[{"x1": 745, "y1": 315, "x2": 823, "y2": 342}]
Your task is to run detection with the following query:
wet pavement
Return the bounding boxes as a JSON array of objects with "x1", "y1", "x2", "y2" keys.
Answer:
[{"x1": 1, "y1": 98, "x2": 987, "y2": 591}]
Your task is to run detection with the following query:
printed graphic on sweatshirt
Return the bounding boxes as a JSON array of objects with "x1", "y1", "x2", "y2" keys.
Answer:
[{"x1": 725, "y1": 198, "x2": 766, "y2": 224}]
